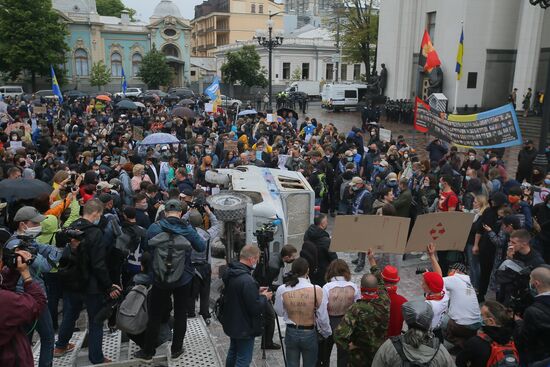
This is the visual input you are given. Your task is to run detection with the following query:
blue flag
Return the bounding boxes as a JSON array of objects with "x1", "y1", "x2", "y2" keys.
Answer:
[
  {"x1": 204, "y1": 76, "x2": 221, "y2": 108},
  {"x1": 50, "y1": 65, "x2": 63, "y2": 104},
  {"x1": 121, "y1": 67, "x2": 128, "y2": 95}
]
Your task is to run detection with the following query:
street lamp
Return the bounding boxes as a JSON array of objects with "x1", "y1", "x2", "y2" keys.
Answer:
[
  {"x1": 254, "y1": 11, "x2": 284, "y2": 112},
  {"x1": 528, "y1": 1, "x2": 550, "y2": 171}
]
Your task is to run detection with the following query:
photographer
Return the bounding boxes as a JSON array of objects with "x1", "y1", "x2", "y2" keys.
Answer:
[{"x1": 0, "y1": 248, "x2": 47, "y2": 367}]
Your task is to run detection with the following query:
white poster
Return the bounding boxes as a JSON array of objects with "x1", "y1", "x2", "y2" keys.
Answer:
[
  {"x1": 278, "y1": 154, "x2": 290, "y2": 170},
  {"x1": 534, "y1": 187, "x2": 550, "y2": 205},
  {"x1": 205, "y1": 103, "x2": 214, "y2": 113},
  {"x1": 379, "y1": 128, "x2": 392, "y2": 143}
]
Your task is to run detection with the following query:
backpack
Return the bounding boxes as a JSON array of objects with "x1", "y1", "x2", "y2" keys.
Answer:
[
  {"x1": 116, "y1": 284, "x2": 150, "y2": 335},
  {"x1": 316, "y1": 172, "x2": 329, "y2": 199},
  {"x1": 478, "y1": 332, "x2": 519, "y2": 367},
  {"x1": 391, "y1": 336, "x2": 439, "y2": 367},
  {"x1": 149, "y1": 231, "x2": 191, "y2": 287},
  {"x1": 115, "y1": 223, "x2": 142, "y2": 255}
]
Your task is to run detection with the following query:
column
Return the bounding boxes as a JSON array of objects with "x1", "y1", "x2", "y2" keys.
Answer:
[{"x1": 512, "y1": 1, "x2": 544, "y2": 111}]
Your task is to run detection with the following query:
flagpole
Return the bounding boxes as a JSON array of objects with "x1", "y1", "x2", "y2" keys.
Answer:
[
  {"x1": 453, "y1": 21, "x2": 463, "y2": 114},
  {"x1": 453, "y1": 78, "x2": 460, "y2": 114}
]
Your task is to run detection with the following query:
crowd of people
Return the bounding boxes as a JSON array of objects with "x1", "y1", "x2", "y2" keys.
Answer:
[{"x1": 0, "y1": 90, "x2": 549, "y2": 367}]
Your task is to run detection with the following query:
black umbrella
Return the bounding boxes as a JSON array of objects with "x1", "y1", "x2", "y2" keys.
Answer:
[
  {"x1": 277, "y1": 108, "x2": 299, "y2": 120},
  {"x1": 177, "y1": 99, "x2": 195, "y2": 106},
  {"x1": 172, "y1": 106, "x2": 195, "y2": 119},
  {"x1": 116, "y1": 99, "x2": 138, "y2": 110},
  {"x1": 0, "y1": 178, "x2": 53, "y2": 200}
]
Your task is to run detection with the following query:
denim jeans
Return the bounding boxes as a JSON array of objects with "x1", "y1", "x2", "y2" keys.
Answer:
[
  {"x1": 285, "y1": 327, "x2": 318, "y2": 367},
  {"x1": 28, "y1": 308, "x2": 54, "y2": 367},
  {"x1": 44, "y1": 272, "x2": 63, "y2": 330},
  {"x1": 465, "y1": 243, "x2": 480, "y2": 289},
  {"x1": 225, "y1": 337, "x2": 255, "y2": 367},
  {"x1": 56, "y1": 292, "x2": 105, "y2": 364}
]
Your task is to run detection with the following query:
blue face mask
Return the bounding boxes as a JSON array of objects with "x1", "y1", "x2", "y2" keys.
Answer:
[
  {"x1": 387, "y1": 181, "x2": 397, "y2": 187},
  {"x1": 529, "y1": 282, "x2": 538, "y2": 297},
  {"x1": 545, "y1": 179, "x2": 550, "y2": 186},
  {"x1": 93, "y1": 218, "x2": 100, "y2": 225}
]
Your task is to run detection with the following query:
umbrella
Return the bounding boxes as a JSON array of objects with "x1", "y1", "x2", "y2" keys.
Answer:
[
  {"x1": 116, "y1": 99, "x2": 138, "y2": 110},
  {"x1": 139, "y1": 133, "x2": 180, "y2": 146},
  {"x1": 177, "y1": 99, "x2": 195, "y2": 106},
  {"x1": 0, "y1": 178, "x2": 53, "y2": 200},
  {"x1": 238, "y1": 109, "x2": 258, "y2": 116},
  {"x1": 172, "y1": 106, "x2": 195, "y2": 119},
  {"x1": 134, "y1": 102, "x2": 146, "y2": 108},
  {"x1": 96, "y1": 95, "x2": 111, "y2": 102},
  {"x1": 277, "y1": 108, "x2": 299, "y2": 119}
]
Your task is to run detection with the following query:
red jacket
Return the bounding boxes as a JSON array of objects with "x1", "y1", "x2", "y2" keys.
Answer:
[
  {"x1": 387, "y1": 287, "x2": 408, "y2": 337},
  {"x1": 0, "y1": 268, "x2": 47, "y2": 367}
]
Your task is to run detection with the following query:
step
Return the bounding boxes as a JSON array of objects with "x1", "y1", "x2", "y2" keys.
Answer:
[{"x1": 33, "y1": 331, "x2": 86, "y2": 367}]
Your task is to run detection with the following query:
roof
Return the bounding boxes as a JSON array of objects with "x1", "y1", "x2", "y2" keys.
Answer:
[
  {"x1": 190, "y1": 57, "x2": 216, "y2": 72},
  {"x1": 287, "y1": 24, "x2": 333, "y2": 41},
  {"x1": 152, "y1": 0, "x2": 182, "y2": 19},
  {"x1": 99, "y1": 15, "x2": 147, "y2": 26}
]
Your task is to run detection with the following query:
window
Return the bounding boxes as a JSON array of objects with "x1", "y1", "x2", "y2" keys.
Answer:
[
  {"x1": 259, "y1": 4, "x2": 263, "y2": 13},
  {"x1": 353, "y1": 64, "x2": 361, "y2": 80},
  {"x1": 132, "y1": 53, "x2": 142, "y2": 77},
  {"x1": 191, "y1": 70, "x2": 196, "y2": 76},
  {"x1": 162, "y1": 44, "x2": 179, "y2": 58},
  {"x1": 111, "y1": 52, "x2": 122, "y2": 77},
  {"x1": 163, "y1": 28, "x2": 177, "y2": 37},
  {"x1": 340, "y1": 64, "x2": 347, "y2": 81},
  {"x1": 467, "y1": 72, "x2": 477, "y2": 89},
  {"x1": 326, "y1": 63, "x2": 333, "y2": 80},
  {"x1": 301, "y1": 63, "x2": 309, "y2": 80},
  {"x1": 344, "y1": 90, "x2": 357, "y2": 98},
  {"x1": 427, "y1": 12, "x2": 437, "y2": 43},
  {"x1": 74, "y1": 49, "x2": 88, "y2": 76},
  {"x1": 251, "y1": 3, "x2": 255, "y2": 13},
  {"x1": 282, "y1": 62, "x2": 291, "y2": 80}
]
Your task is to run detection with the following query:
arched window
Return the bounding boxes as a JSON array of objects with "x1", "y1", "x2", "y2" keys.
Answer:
[
  {"x1": 132, "y1": 53, "x2": 142, "y2": 77},
  {"x1": 111, "y1": 52, "x2": 122, "y2": 77},
  {"x1": 162, "y1": 44, "x2": 179, "y2": 58},
  {"x1": 74, "y1": 49, "x2": 88, "y2": 76}
]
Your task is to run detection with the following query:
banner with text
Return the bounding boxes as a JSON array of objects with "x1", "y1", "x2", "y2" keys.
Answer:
[{"x1": 414, "y1": 98, "x2": 522, "y2": 149}]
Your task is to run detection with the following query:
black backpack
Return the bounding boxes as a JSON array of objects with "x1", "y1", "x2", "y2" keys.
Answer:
[{"x1": 391, "y1": 336, "x2": 439, "y2": 367}]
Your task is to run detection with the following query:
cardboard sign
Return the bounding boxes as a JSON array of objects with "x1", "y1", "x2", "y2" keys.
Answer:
[
  {"x1": 331, "y1": 215, "x2": 410, "y2": 254},
  {"x1": 379, "y1": 128, "x2": 392, "y2": 142},
  {"x1": 267, "y1": 114, "x2": 273, "y2": 122},
  {"x1": 132, "y1": 126, "x2": 144, "y2": 141},
  {"x1": 278, "y1": 154, "x2": 290, "y2": 170},
  {"x1": 406, "y1": 211, "x2": 475, "y2": 252},
  {"x1": 9, "y1": 141, "x2": 22, "y2": 152},
  {"x1": 33, "y1": 106, "x2": 47, "y2": 115},
  {"x1": 224, "y1": 140, "x2": 238, "y2": 153},
  {"x1": 205, "y1": 103, "x2": 214, "y2": 113},
  {"x1": 533, "y1": 187, "x2": 550, "y2": 205}
]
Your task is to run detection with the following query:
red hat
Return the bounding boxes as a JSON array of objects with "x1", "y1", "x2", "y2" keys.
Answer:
[
  {"x1": 382, "y1": 265, "x2": 400, "y2": 283},
  {"x1": 423, "y1": 272, "x2": 444, "y2": 293}
]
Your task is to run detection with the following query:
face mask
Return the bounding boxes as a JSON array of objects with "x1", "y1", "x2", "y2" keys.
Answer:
[
  {"x1": 387, "y1": 181, "x2": 397, "y2": 187},
  {"x1": 529, "y1": 282, "x2": 538, "y2": 297},
  {"x1": 370, "y1": 131, "x2": 376, "y2": 136},
  {"x1": 24, "y1": 225, "x2": 42, "y2": 239},
  {"x1": 544, "y1": 179, "x2": 550, "y2": 186},
  {"x1": 205, "y1": 149, "x2": 211, "y2": 154},
  {"x1": 465, "y1": 175, "x2": 472, "y2": 181},
  {"x1": 438, "y1": 182, "x2": 445, "y2": 190},
  {"x1": 469, "y1": 155, "x2": 475, "y2": 161},
  {"x1": 352, "y1": 186, "x2": 359, "y2": 191},
  {"x1": 93, "y1": 218, "x2": 100, "y2": 225},
  {"x1": 490, "y1": 161, "x2": 497, "y2": 167},
  {"x1": 547, "y1": 203, "x2": 550, "y2": 209},
  {"x1": 326, "y1": 155, "x2": 333, "y2": 160},
  {"x1": 95, "y1": 170, "x2": 100, "y2": 175},
  {"x1": 480, "y1": 319, "x2": 486, "y2": 327},
  {"x1": 508, "y1": 195, "x2": 520, "y2": 204},
  {"x1": 485, "y1": 154, "x2": 490, "y2": 159},
  {"x1": 347, "y1": 157, "x2": 354, "y2": 162},
  {"x1": 404, "y1": 154, "x2": 408, "y2": 159},
  {"x1": 251, "y1": 262, "x2": 257, "y2": 270},
  {"x1": 352, "y1": 149, "x2": 357, "y2": 155}
]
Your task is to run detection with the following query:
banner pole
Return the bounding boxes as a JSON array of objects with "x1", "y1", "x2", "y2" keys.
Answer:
[{"x1": 453, "y1": 78, "x2": 459, "y2": 114}]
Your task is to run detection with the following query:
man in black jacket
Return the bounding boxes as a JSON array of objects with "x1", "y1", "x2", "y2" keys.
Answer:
[
  {"x1": 222, "y1": 245, "x2": 272, "y2": 367},
  {"x1": 303, "y1": 214, "x2": 338, "y2": 286},
  {"x1": 54, "y1": 199, "x2": 121, "y2": 364},
  {"x1": 516, "y1": 265, "x2": 550, "y2": 365},
  {"x1": 516, "y1": 140, "x2": 537, "y2": 183}
]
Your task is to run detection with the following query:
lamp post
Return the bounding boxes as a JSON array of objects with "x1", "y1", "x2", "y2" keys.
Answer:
[
  {"x1": 254, "y1": 11, "x2": 283, "y2": 112},
  {"x1": 528, "y1": 0, "x2": 550, "y2": 172}
]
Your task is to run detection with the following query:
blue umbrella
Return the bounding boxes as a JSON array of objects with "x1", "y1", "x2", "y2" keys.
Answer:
[
  {"x1": 138, "y1": 133, "x2": 180, "y2": 145},
  {"x1": 237, "y1": 109, "x2": 257, "y2": 116}
]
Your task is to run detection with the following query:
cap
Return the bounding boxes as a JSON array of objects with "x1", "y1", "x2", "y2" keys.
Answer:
[
  {"x1": 345, "y1": 150, "x2": 353, "y2": 157},
  {"x1": 423, "y1": 272, "x2": 444, "y2": 293},
  {"x1": 188, "y1": 210, "x2": 203, "y2": 227},
  {"x1": 449, "y1": 263, "x2": 467, "y2": 274},
  {"x1": 381, "y1": 265, "x2": 400, "y2": 283},
  {"x1": 14, "y1": 206, "x2": 46, "y2": 223},
  {"x1": 165, "y1": 199, "x2": 183, "y2": 212},
  {"x1": 98, "y1": 193, "x2": 113, "y2": 203},
  {"x1": 525, "y1": 139, "x2": 534, "y2": 145},
  {"x1": 109, "y1": 178, "x2": 121, "y2": 187},
  {"x1": 379, "y1": 160, "x2": 389, "y2": 167},
  {"x1": 350, "y1": 177, "x2": 363, "y2": 186},
  {"x1": 96, "y1": 181, "x2": 113, "y2": 191},
  {"x1": 386, "y1": 172, "x2": 398, "y2": 181},
  {"x1": 181, "y1": 187, "x2": 194, "y2": 197},
  {"x1": 82, "y1": 151, "x2": 92, "y2": 158},
  {"x1": 402, "y1": 300, "x2": 434, "y2": 331}
]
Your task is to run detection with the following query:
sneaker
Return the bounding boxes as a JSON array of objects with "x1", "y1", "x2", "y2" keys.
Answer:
[
  {"x1": 354, "y1": 264, "x2": 365, "y2": 273},
  {"x1": 171, "y1": 349, "x2": 184, "y2": 359},
  {"x1": 54, "y1": 343, "x2": 75, "y2": 358},
  {"x1": 102, "y1": 358, "x2": 112, "y2": 363},
  {"x1": 264, "y1": 343, "x2": 281, "y2": 350},
  {"x1": 351, "y1": 258, "x2": 359, "y2": 265},
  {"x1": 420, "y1": 253, "x2": 429, "y2": 261},
  {"x1": 204, "y1": 318, "x2": 211, "y2": 326},
  {"x1": 133, "y1": 350, "x2": 153, "y2": 362}
]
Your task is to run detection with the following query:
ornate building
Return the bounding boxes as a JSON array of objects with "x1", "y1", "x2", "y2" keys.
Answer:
[{"x1": 52, "y1": 0, "x2": 191, "y2": 91}]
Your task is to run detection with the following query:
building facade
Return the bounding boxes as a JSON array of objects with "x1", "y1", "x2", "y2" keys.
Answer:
[
  {"x1": 52, "y1": 0, "x2": 191, "y2": 91},
  {"x1": 191, "y1": 0, "x2": 284, "y2": 57},
  {"x1": 376, "y1": 0, "x2": 550, "y2": 109}
]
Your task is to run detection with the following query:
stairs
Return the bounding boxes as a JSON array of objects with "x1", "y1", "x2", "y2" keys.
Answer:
[{"x1": 517, "y1": 115, "x2": 550, "y2": 145}]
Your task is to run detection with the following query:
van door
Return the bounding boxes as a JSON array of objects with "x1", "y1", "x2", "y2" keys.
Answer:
[{"x1": 344, "y1": 89, "x2": 358, "y2": 106}]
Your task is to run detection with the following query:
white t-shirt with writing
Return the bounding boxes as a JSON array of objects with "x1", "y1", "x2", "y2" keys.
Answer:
[{"x1": 444, "y1": 273, "x2": 481, "y2": 325}]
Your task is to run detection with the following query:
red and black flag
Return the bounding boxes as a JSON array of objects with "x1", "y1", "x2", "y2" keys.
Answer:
[{"x1": 419, "y1": 30, "x2": 441, "y2": 72}]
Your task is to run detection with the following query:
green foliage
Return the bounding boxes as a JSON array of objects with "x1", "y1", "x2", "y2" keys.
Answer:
[
  {"x1": 220, "y1": 45, "x2": 267, "y2": 88},
  {"x1": 0, "y1": 0, "x2": 69, "y2": 90},
  {"x1": 96, "y1": 0, "x2": 136, "y2": 20},
  {"x1": 90, "y1": 61, "x2": 111, "y2": 90},
  {"x1": 290, "y1": 67, "x2": 302, "y2": 82},
  {"x1": 137, "y1": 46, "x2": 173, "y2": 89}
]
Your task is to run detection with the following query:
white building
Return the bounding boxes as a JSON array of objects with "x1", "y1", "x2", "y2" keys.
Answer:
[
  {"x1": 214, "y1": 24, "x2": 367, "y2": 86},
  {"x1": 376, "y1": 0, "x2": 550, "y2": 109}
]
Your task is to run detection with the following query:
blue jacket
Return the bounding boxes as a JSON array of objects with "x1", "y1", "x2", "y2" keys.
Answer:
[{"x1": 146, "y1": 216, "x2": 205, "y2": 288}]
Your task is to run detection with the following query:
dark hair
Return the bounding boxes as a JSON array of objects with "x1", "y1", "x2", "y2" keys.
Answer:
[
  {"x1": 285, "y1": 257, "x2": 309, "y2": 287},
  {"x1": 502, "y1": 215, "x2": 521, "y2": 230},
  {"x1": 168, "y1": 188, "x2": 180, "y2": 200},
  {"x1": 326, "y1": 259, "x2": 351, "y2": 282},
  {"x1": 280, "y1": 244, "x2": 298, "y2": 258},
  {"x1": 482, "y1": 300, "x2": 511, "y2": 327},
  {"x1": 123, "y1": 206, "x2": 136, "y2": 219},
  {"x1": 440, "y1": 174, "x2": 453, "y2": 186},
  {"x1": 381, "y1": 203, "x2": 396, "y2": 216},
  {"x1": 34, "y1": 193, "x2": 51, "y2": 214},
  {"x1": 300, "y1": 241, "x2": 318, "y2": 276},
  {"x1": 135, "y1": 192, "x2": 147, "y2": 203},
  {"x1": 314, "y1": 213, "x2": 327, "y2": 226},
  {"x1": 146, "y1": 183, "x2": 158, "y2": 194},
  {"x1": 378, "y1": 187, "x2": 393, "y2": 200},
  {"x1": 510, "y1": 229, "x2": 531, "y2": 243},
  {"x1": 508, "y1": 185, "x2": 522, "y2": 197},
  {"x1": 83, "y1": 198, "x2": 104, "y2": 216},
  {"x1": 140, "y1": 251, "x2": 152, "y2": 274}
]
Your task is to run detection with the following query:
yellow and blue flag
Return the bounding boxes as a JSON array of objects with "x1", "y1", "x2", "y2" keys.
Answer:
[
  {"x1": 455, "y1": 27, "x2": 464, "y2": 80},
  {"x1": 50, "y1": 65, "x2": 63, "y2": 104},
  {"x1": 205, "y1": 76, "x2": 221, "y2": 109},
  {"x1": 121, "y1": 67, "x2": 128, "y2": 96}
]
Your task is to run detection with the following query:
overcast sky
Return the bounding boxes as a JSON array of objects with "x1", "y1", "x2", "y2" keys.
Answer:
[{"x1": 122, "y1": 0, "x2": 204, "y2": 21}]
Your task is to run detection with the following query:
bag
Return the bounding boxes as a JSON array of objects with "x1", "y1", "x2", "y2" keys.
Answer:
[
  {"x1": 213, "y1": 285, "x2": 226, "y2": 321},
  {"x1": 116, "y1": 284, "x2": 150, "y2": 335},
  {"x1": 478, "y1": 332, "x2": 519, "y2": 367},
  {"x1": 391, "y1": 336, "x2": 439, "y2": 366},
  {"x1": 316, "y1": 172, "x2": 329, "y2": 199},
  {"x1": 149, "y1": 231, "x2": 191, "y2": 287},
  {"x1": 115, "y1": 224, "x2": 141, "y2": 255}
]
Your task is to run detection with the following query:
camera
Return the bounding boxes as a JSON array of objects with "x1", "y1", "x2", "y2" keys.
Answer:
[
  {"x1": 2, "y1": 236, "x2": 38, "y2": 269},
  {"x1": 55, "y1": 228, "x2": 85, "y2": 248},
  {"x1": 254, "y1": 222, "x2": 277, "y2": 249}
]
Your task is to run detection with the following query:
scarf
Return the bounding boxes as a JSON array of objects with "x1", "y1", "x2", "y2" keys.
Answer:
[
  {"x1": 361, "y1": 287, "x2": 379, "y2": 300},
  {"x1": 385, "y1": 285, "x2": 398, "y2": 295},
  {"x1": 425, "y1": 291, "x2": 445, "y2": 301}
]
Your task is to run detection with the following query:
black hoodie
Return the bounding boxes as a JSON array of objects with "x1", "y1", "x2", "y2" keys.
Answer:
[
  {"x1": 303, "y1": 224, "x2": 338, "y2": 286},
  {"x1": 456, "y1": 323, "x2": 515, "y2": 367}
]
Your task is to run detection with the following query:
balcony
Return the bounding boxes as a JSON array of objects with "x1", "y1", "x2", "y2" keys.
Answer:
[
  {"x1": 197, "y1": 29, "x2": 205, "y2": 35},
  {"x1": 206, "y1": 43, "x2": 216, "y2": 50},
  {"x1": 198, "y1": 45, "x2": 206, "y2": 51},
  {"x1": 206, "y1": 26, "x2": 215, "y2": 32}
]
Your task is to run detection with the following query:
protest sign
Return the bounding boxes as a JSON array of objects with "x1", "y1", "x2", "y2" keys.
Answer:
[
  {"x1": 223, "y1": 140, "x2": 238, "y2": 153},
  {"x1": 33, "y1": 106, "x2": 47, "y2": 115},
  {"x1": 185, "y1": 164, "x2": 194, "y2": 177},
  {"x1": 533, "y1": 187, "x2": 550, "y2": 205},
  {"x1": 132, "y1": 126, "x2": 144, "y2": 141},
  {"x1": 379, "y1": 128, "x2": 392, "y2": 143},
  {"x1": 205, "y1": 103, "x2": 214, "y2": 113},
  {"x1": 278, "y1": 154, "x2": 290, "y2": 170},
  {"x1": 414, "y1": 97, "x2": 522, "y2": 149},
  {"x1": 9, "y1": 141, "x2": 22, "y2": 152},
  {"x1": 331, "y1": 215, "x2": 410, "y2": 253},
  {"x1": 406, "y1": 211, "x2": 475, "y2": 252}
]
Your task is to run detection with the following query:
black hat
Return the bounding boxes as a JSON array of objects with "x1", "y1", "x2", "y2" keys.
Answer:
[{"x1": 98, "y1": 193, "x2": 113, "y2": 203}]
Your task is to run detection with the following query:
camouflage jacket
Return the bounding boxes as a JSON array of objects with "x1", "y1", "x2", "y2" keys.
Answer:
[{"x1": 333, "y1": 267, "x2": 390, "y2": 367}]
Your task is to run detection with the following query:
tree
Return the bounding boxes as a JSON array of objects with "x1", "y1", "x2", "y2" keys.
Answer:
[
  {"x1": 90, "y1": 61, "x2": 111, "y2": 90},
  {"x1": 220, "y1": 45, "x2": 267, "y2": 88},
  {"x1": 96, "y1": 0, "x2": 136, "y2": 20},
  {"x1": 290, "y1": 67, "x2": 302, "y2": 82},
  {"x1": 137, "y1": 46, "x2": 173, "y2": 89},
  {"x1": 0, "y1": 0, "x2": 69, "y2": 90}
]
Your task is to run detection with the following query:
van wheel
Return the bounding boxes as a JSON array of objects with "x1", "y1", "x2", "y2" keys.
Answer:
[{"x1": 207, "y1": 193, "x2": 250, "y2": 222}]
